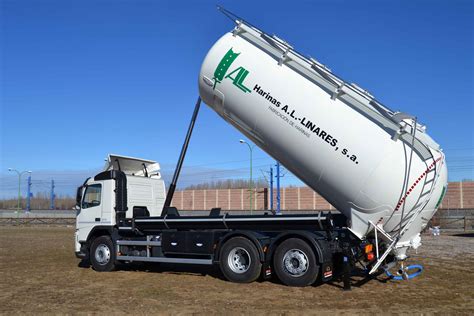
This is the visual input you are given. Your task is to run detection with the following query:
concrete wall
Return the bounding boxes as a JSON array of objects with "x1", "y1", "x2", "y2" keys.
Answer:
[
  {"x1": 171, "y1": 181, "x2": 474, "y2": 211},
  {"x1": 171, "y1": 188, "x2": 268, "y2": 211},
  {"x1": 439, "y1": 181, "x2": 474, "y2": 209}
]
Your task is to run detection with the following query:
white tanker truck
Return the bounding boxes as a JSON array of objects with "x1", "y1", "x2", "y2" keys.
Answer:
[{"x1": 74, "y1": 8, "x2": 447, "y2": 288}]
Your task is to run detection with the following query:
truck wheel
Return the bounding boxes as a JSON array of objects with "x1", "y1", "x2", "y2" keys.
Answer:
[
  {"x1": 90, "y1": 235, "x2": 116, "y2": 272},
  {"x1": 273, "y1": 238, "x2": 319, "y2": 287},
  {"x1": 219, "y1": 237, "x2": 261, "y2": 283}
]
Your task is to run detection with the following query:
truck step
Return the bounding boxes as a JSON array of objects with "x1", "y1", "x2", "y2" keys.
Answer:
[
  {"x1": 116, "y1": 255, "x2": 213, "y2": 265},
  {"x1": 117, "y1": 240, "x2": 162, "y2": 246}
]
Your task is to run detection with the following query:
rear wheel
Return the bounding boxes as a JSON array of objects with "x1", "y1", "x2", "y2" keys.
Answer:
[
  {"x1": 90, "y1": 235, "x2": 116, "y2": 272},
  {"x1": 219, "y1": 237, "x2": 261, "y2": 283},
  {"x1": 273, "y1": 238, "x2": 319, "y2": 287}
]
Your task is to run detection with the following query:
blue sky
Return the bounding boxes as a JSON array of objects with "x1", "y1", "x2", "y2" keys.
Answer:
[{"x1": 1, "y1": 0, "x2": 473, "y2": 198}]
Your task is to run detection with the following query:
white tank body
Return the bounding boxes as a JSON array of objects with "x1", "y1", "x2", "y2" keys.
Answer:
[{"x1": 198, "y1": 22, "x2": 447, "y2": 259}]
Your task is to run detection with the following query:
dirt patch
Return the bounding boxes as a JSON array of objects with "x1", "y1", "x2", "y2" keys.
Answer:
[{"x1": 1, "y1": 227, "x2": 473, "y2": 315}]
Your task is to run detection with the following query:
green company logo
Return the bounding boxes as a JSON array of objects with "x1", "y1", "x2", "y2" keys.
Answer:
[{"x1": 213, "y1": 48, "x2": 251, "y2": 93}]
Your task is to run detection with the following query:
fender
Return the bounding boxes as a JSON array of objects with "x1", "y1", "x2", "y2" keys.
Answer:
[
  {"x1": 76, "y1": 225, "x2": 116, "y2": 260},
  {"x1": 266, "y1": 231, "x2": 332, "y2": 264},
  {"x1": 85, "y1": 225, "x2": 116, "y2": 244},
  {"x1": 214, "y1": 230, "x2": 269, "y2": 262}
]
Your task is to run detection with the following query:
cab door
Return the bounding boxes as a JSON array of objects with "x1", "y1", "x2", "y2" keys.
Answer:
[{"x1": 78, "y1": 183, "x2": 103, "y2": 225}]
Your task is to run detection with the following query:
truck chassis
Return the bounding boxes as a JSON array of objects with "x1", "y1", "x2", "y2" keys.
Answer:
[{"x1": 77, "y1": 210, "x2": 373, "y2": 287}]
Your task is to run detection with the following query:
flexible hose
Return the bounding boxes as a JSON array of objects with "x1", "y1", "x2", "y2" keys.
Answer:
[{"x1": 385, "y1": 264, "x2": 423, "y2": 280}]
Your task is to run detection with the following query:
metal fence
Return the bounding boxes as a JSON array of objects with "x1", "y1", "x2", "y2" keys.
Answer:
[
  {"x1": 0, "y1": 217, "x2": 75, "y2": 226},
  {"x1": 431, "y1": 209, "x2": 473, "y2": 231}
]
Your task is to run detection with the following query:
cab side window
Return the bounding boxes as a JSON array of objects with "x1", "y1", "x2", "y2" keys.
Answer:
[{"x1": 82, "y1": 184, "x2": 102, "y2": 209}]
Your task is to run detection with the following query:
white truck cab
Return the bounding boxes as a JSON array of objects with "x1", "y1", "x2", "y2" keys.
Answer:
[{"x1": 75, "y1": 154, "x2": 166, "y2": 257}]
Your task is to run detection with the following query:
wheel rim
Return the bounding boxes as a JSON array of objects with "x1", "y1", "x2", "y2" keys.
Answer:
[
  {"x1": 282, "y1": 249, "x2": 309, "y2": 277},
  {"x1": 228, "y1": 247, "x2": 251, "y2": 274},
  {"x1": 95, "y1": 244, "x2": 111, "y2": 265}
]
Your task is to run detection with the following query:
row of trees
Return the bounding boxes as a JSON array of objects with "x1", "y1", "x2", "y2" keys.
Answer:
[
  {"x1": 0, "y1": 192, "x2": 76, "y2": 211},
  {"x1": 0, "y1": 180, "x2": 270, "y2": 210},
  {"x1": 184, "y1": 179, "x2": 269, "y2": 190}
]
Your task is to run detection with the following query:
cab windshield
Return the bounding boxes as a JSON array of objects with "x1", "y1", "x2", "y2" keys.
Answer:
[{"x1": 81, "y1": 184, "x2": 102, "y2": 209}]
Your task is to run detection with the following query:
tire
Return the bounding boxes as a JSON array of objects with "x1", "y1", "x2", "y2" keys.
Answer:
[
  {"x1": 90, "y1": 235, "x2": 116, "y2": 272},
  {"x1": 219, "y1": 237, "x2": 262, "y2": 283},
  {"x1": 273, "y1": 238, "x2": 319, "y2": 287}
]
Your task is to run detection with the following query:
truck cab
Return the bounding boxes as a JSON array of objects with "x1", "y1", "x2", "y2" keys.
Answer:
[{"x1": 75, "y1": 154, "x2": 166, "y2": 258}]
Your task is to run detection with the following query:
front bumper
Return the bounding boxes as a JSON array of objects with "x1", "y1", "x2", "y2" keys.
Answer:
[
  {"x1": 75, "y1": 251, "x2": 87, "y2": 259},
  {"x1": 75, "y1": 244, "x2": 89, "y2": 260}
]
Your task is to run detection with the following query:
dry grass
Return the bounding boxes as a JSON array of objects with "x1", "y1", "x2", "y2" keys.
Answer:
[{"x1": 0, "y1": 226, "x2": 473, "y2": 315}]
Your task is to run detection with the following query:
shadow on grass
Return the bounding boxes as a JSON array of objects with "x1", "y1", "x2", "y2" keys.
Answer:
[
  {"x1": 452, "y1": 233, "x2": 474, "y2": 238},
  {"x1": 120, "y1": 261, "x2": 226, "y2": 281},
  {"x1": 78, "y1": 258, "x2": 227, "y2": 281},
  {"x1": 324, "y1": 267, "x2": 390, "y2": 290},
  {"x1": 78, "y1": 259, "x2": 90, "y2": 268},
  {"x1": 77, "y1": 258, "x2": 389, "y2": 289}
]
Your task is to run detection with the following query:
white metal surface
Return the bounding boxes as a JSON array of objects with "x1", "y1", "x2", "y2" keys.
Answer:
[
  {"x1": 127, "y1": 175, "x2": 166, "y2": 217},
  {"x1": 104, "y1": 154, "x2": 161, "y2": 178},
  {"x1": 198, "y1": 20, "x2": 448, "y2": 260},
  {"x1": 105, "y1": 154, "x2": 166, "y2": 216}
]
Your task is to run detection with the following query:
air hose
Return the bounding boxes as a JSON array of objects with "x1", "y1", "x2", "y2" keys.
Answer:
[{"x1": 385, "y1": 264, "x2": 423, "y2": 280}]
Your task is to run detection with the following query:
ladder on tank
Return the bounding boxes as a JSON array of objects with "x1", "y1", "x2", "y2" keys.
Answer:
[
  {"x1": 368, "y1": 124, "x2": 443, "y2": 274},
  {"x1": 397, "y1": 155, "x2": 442, "y2": 236}
]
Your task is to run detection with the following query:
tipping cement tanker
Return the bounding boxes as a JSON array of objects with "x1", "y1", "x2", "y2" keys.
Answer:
[
  {"x1": 74, "y1": 8, "x2": 448, "y2": 287},
  {"x1": 198, "y1": 10, "x2": 447, "y2": 270}
]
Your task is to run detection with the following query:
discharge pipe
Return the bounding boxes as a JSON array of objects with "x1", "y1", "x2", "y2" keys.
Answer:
[{"x1": 385, "y1": 264, "x2": 423, "y2": 280}]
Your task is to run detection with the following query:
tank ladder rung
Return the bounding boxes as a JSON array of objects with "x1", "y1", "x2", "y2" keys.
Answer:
[
  {"x1": 424, "y1": 178, "x2": 435, "y2": 185},
  {"x1": 413, "y1": 202, "x2": 424, "y2": 210},
  {"x1": 419, "y1": 190, "x2": 431, "y2": 199}
]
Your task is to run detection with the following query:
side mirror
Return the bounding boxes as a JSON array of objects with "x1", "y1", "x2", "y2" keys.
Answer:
[{"x1": 75, "y1": 186, "x2": 83, "y2": 207}]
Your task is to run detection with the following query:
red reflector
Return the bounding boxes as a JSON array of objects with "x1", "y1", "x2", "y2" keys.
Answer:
[
  {"x1": 366, "y1": 252, "x2": 375, "y2": 261},
  {"x1": 324, "y1": 271, "x2": 333, "y2": 278}
]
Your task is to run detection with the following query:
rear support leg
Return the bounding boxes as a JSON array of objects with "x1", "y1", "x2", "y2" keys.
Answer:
[{"x1": 342, "y1": 247, "x2": 352, "y2": 291}]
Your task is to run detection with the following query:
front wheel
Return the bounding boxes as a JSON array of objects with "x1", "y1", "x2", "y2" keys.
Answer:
[
  {"x1": 273, "y1": 238, "x2": 319, "y2": 287},
  {"x1": 219, "y1": 237, "x2": 262, "y2": 283},
  {"x1": 90, "y1": 235, "x2": 116, "y2": 272}
]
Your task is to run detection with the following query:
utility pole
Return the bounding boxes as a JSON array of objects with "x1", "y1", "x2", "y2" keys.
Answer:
[
  {"x1": 261, "y1": 167, "x2": 274, "y2": 213},
  {"x1": 276, "y1": 162, "x2": 281, "y2": 215},
  {"x1": 26, "y1": 175, "x2": 32, "y2": 213},
  {"x1": 50, "y1": 180, "x2": 55, "y2": 210},
  {"x1": 239, "y1": 139, "x2": 254, "y2": 214},
  {"x1": 269, "y1": 166, "x2": 273, "y2": 212},
  {"x1": 8, "y1": 168, "x2": 32, "y2": 212}
]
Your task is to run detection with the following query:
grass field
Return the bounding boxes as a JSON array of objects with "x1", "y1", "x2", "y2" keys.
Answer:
[{"x1": 1, "y1": 226, "x2": 473, "y2": 315}]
